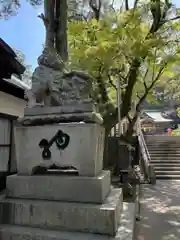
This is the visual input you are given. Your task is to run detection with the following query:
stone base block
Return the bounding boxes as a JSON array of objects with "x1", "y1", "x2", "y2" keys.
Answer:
[
  {"x1": 0, "y1": 188, "x2": 122, "y2": 236},
  {"x1": 15, "y1": 123, "x2": 104, "y2": 177},
  {"x1": 24, "y1": 104, "x2": 97, "y2": 116},
  {"x1": 20, "y1": 105, "x2": 103, "y2": 125},
  {"x1": 6, "y1": 171, "x2": 110, "y2": 203},
  {"x1": 18, "y1": 112, "x2": 103, "y2": 126},
  {"x1": 0, "y1": 202, "x2": 135, "y2": 240}
]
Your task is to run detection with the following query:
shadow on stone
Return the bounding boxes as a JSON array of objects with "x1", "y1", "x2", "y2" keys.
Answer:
[{"x1": 31, "y1": 164, "x2": 79, "y2": 176}]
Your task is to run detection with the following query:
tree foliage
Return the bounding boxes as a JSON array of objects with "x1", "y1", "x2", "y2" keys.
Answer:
[
  {"x1": 0, "y1": 0, "x2": 43, "y2": 19},
  {"x1": 68, "y1": 0, "x2": 180, "y2": 136}
]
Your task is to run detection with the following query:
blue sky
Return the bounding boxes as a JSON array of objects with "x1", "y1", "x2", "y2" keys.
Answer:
[
  {"x1": 0, "y1": 0, "x2": 179, "y2": 70},
  {"x1": 0, "y1": 0, "x2": 44, "y2": 70}
]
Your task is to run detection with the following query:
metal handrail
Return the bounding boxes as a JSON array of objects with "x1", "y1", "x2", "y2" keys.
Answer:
[{"x1": 136, "y1": 118, "x2": 151, "y2": 181}]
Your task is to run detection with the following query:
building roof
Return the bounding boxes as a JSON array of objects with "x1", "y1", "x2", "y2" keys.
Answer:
[
  {"x1": 0, "y1": 38, "x2": 29, "y2": 100},
  {"x1": 0, "y1": 38, "x2": 16, "y2": 57},
  {"x1": 143, "y1": 110, "x2": 173, "y2": 123},
  {"x1": 0, "y1": 38, "x2": 26, "y2": 76},
  {"x1": 0, "y1": 78, "x2": 27, "y2": 100},
  {"x1": 3, "y1": 75, "x2": 30, "y2": 91}
]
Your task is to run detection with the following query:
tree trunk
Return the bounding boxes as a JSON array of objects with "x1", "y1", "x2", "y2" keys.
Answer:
[
  {"x1": 56, "y1": 0, "x2": 68, "y2": 62},
  {"x1": 103, "y1": 127, "x2": 111, "y2": 169},
  {"x1": 44, "y1": 0, "x2": 55, "y2": 49},
  {"x1": 123, "y1": 114, "x2": 138, "y2": 141},
  {"x1": 103, "y1": 107, "x2": 118, "y2": 131},
  {"x1": 121, "y1": 59, "x2": 141, "y2": 119},
  {"x1": 102, "y1": 108, "x2": 139, "y2": 168}
]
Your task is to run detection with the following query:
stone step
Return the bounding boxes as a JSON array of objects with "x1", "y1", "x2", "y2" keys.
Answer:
[
  {"x1": 149, "y1": 150, "x2": 180, "y2": 153},
  {"x1": 150, "y1": 154, "x2": 180, "y2": 161},
  {"x1": 148, "y1": 148, "x2": 180, "y2": 152},
  {"x1": 148, "y1": 146, "x2": 180, "y2": 148},
  {"x1": 146, "y1": 140, "x2": 180, "y2": 143},
  {"x1": 150, "y1": 157, "x2": 180, "y2": 161},
  {"x1": 150, "y1": 153, "x2": 180, "y2": 157},
  {"x1": 146, "y1": 140, "x2": 180, "y2": 142},
  {"x1": 150, "y1": 156, "x2": 180, "y2": 159},
  {"x1": 151, "y1": 163, "x2": 180, "y2": 167},
  {"x1": 154, "y1": 167, "x2": 180, "y2": 171},
  {"x1": 147, "y1": 147, "x2": 180, "y2": 150},
  {"x1": 150, "y1": 152, "x2": 180, "y2": 155},
  {"x1": 149, "y1": 153, "x2": 180, "y2": 155},
  {"x1": 147, "y1": 143, "x2": 180, "y2": 147},
  {"x1": 0, "y1": 202, "x2": 136, "y2": 240},
  {"x1": 156, "y1": 175, "x2": 180, "y2": 180},
  {"x1": 145, "y1": 136, "x2": 180, "y2": 141},
  {"x1": 151, "y1": 159, "x2": 180, "y2": 165},
  {"x1": 150, "y1": 155, "x2": 180, "y2": 160},
  {"x1": 148, "y1": 148, "x2": 180, "y2": 150},
  {"x1": 148, "y1": 149, "x2": 180, "y2": 152},
  {"x1": 147, "y1": 142, "x2": 180, "y2": 145},
  {"x1": 151, "y1": 158, "x2": 180, "y2": 161},
  {"x1": 6, "y1": 171, "x2": 110, "y2": 204},
  {"x1": 149, "y1": 149, "x2": 180, "y2": 151},
  {"x1": 155, "y1": 170, "x2": 180, "y2": 175},
  {"x1": 0, "y1": 188, "x2": 122, "y2": 237},
  {"x1": 150, "y1": 153, "x2": 180, "y2": 155}
]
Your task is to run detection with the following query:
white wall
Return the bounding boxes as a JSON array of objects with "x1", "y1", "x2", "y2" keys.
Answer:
[
  {"x1": 0, "y1": 91, "x2": 26, "y2": 117},
  {"x1": 0, "y1": 91, "x2": 27, "y2": 173}
]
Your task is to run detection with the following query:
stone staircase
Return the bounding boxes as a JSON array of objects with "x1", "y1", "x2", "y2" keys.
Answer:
[{"x1": 145, "y1": 135, "x2": 180, "y2": 179}]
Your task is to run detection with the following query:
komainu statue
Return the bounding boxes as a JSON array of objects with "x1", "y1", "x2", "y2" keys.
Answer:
[{"x1": 25, "y1": 48, "x2": 93, "y2": 107}]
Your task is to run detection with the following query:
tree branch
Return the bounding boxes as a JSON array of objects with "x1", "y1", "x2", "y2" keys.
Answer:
[
  {"x1": 136, "y1": 93, "x2": 141, "y2": 99},
  {"x1": 96, "y1": 66, "x2": 109, "y2": 103},
  {"x1": 143, "y1": 68, "x2": 149, "y2": 90},
  {"x1": 151, "y1": 1, "x2": 179, "y2": 28},
  {"x1": 161, "y1": 0, "x2": 171, "y2": 21},
  {"x1": 38, "y1": 13, "x2": 48, "y2": 28},
  {"x1": 107, "y1": 74, "x2": 117, "y2": 90},
  {"x1": 89, "y1": 0, "x2": 101, "y2": 21},
  {"x1": 149, "y1": 0, "x2": 161, "y2": 33},
  {"x1": 133, "y1": 0, "x2": 139, "y2": 9},
  {"x1": 165, "y1": 15, "x2": 180, "y2": 22},
  {"x1": 143, "y1": 81, "x2": 148, "y2": 91},
  {"x1": 127, "y1": 113, "x2": 132, "y2": 124},
  {"x1": 151, "y1": 49, "x2": 158, "y2": 83},
  {"x1": 125, "y1": 0, "x2": 129, "y2": 10},
  {"x1": 136, "y1": 63, "x2": 168, "y2": 112},
  {"x1": 118, "y1": 73, "x2": 128, "y2": 83}
]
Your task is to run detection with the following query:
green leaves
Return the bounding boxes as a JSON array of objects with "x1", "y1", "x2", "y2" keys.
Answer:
[
  {"x1": 68, "y1": 2, "x2": 180, "y2": 119},
  {"x1": 69, "y1": 10, "x2": 148, "y2": 73}
]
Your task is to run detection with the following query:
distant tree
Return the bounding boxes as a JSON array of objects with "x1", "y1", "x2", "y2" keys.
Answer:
[
  {"x1": 13, "y1": 48, "x2": 32, "y2": 86},
  {"x1": 0, "y1": 1, "x2": 42, "y2": 19}
]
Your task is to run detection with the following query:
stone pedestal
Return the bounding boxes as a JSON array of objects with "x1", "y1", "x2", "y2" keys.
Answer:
[
  {"x1": 0, "y1": 105, "x2": 135, "y2": 239},
  {"x1": 15, "y1": 123, "x2": 104, "y2": 176},
  {"x1": 6, "y1": 171, "x2": 110, "y2": 203}
]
